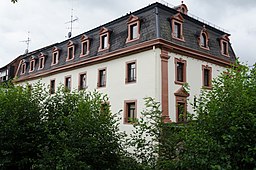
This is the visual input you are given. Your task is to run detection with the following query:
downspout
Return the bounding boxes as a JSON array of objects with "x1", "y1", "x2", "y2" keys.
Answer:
[{"x1": 155, "y1": 6, "x2": 160, "y2": 38}]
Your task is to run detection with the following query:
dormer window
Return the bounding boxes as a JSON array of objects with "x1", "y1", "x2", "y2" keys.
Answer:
[
  {"x1": 171, "y1": 13, "x2": 184, "y2": 41},
  {"x1": 220, "y1": 34, "x2": 230, "y2": 57},
  {"x1": 29, "y1": 59, "x2": 35, "y2": 72},
  {"x1": 98, "y1": 27, "x2": 110, "y2": 52},
  {"x1": 126, "y1": 15, "x2": 140, "y2": 43},
  {"x1": 38, "y1": 52, "x2": 46, "y2": 70},
  {"x1": 21, "y1": 60, "x2": 26, "y2": 75},
  {"x1": 51, "y1": 46, "x2": 59, "y2": 66},
  {"x1": 66, "y1": 41, "x2": 75, "y2": 61},
  {"x1": 198, "y1": 26, "x2": 209, "y2": 50},
  {"x1": 80, "y1": 35, "x2": 90, "y2": 57}
]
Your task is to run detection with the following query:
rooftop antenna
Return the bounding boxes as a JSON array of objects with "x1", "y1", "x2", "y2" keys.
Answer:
[
  {"x1": 65, "y1": 0, "x2": 78, "y2": 39},
  {"x1": 20, "y1": 31, "x2": 31, "y2": 54}
]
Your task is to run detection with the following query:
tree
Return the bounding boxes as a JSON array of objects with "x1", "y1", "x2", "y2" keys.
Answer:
[
  {"x1": 11, "y1": 0, "x2": 17, "y2": 3},
  {"x1": 0, "y1": 83, "x2": 126, "y2": 169}
]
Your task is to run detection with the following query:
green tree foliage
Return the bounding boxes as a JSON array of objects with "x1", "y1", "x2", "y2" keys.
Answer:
[
  {"x1": 0, "y1": 83, "x2": 125, "y2": 169},
  {"x1": 130, "y1": 64, "x2": 256, "y2": 169}
]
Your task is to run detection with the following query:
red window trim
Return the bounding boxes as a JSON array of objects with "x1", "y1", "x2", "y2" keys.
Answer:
[
  {"x1": 29, "y1": 59, "x2": 35, "y2": 72},
  {"x1": 202, "y1": 65, "x2": 212, "y2": 89},
  {"x1": 98, "y1": 27, "x2": 110, "y2": 52},
  {"x1": 171, "y1": 13, "x2": 185, "y2": 42},
  {"x1": 198, "y1": 26, "x2": 210, "y2": 50},
  {"x1": 97, "y1": 67, "x2": 107, "y2": 88},
  {"x1": 78, "y1": 72, "x2": 87, "y2": 90},
  {"x1": 126, "y1": 15, "x2": 140, "y2": 43},
  {"x1": 66, "y1": 41, "x2": 75, "y2": 61},
  {"x1": 174, "y1": 58, "x2": 187, "y2": 85},
  {"x1": 80, "y1": 34, "x2": 90, "y2": 57},
  {"x1": 125, "y1": 60, "x2": 137, "y2": 84},
  {"x1": 38, "y1": 53, "x2": 45, "y2": 70},
  {"x1": 51, "y1": 46, "x2": 60, "y2": 66},
  {"x1": 64, "y1": 75, "x2": 72, "y2": 91},
  {"x1": 123, "y1": 100, "x2": 137, "y2": 124},
  {"x1": 220, "y1": 34, "x2": 230, "y2": 57}
]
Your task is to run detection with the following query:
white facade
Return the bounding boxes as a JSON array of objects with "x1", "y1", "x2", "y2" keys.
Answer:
[{"x1": 18, "y1": 47, "x2": 228, "y2": 132}]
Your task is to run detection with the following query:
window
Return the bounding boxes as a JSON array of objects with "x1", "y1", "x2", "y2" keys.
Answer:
[
  {"x1": 50, "y1": 79, "x2": 55, "y2": 94},
  {"x1": 200, "y1": 33, "x2": 207, "y2": 47},
  {"x1": 220, "y1": 34, "x2": 230, "y2": 56},
  {"x1": 79, "y1": 72, "x2": 87, "y2": 90},
  {"x1": 174, "y1": 22, "x2": 181, "y2": 39},
  {"x1": 202, "y1": 65, "x2": 212, "y2": 88},
  {"x1": 98, "y1": 68, "x2": 106, "y2": 87},
  {"x1": 126, "y1": 61, "x2": 136, "y2": 83},
  {"x1": 65, "y1": 76, "x2": 71, "y2": 91},
  {"x1": 124, "y1": 100, "x2": 137, "y2": 124},
  {"x1": 199, "y1": 26, "x2": 209, "y2": 49},
  {"x1": 80, "y1": 35, "x2": 90, "y2": 57},
  {"x1": 222, "y1": 41, "x2": 228, "y2": 55},
  {"x1": 175, "y1": 87, "x2": 189, "y2": 123},
  {"x1": 66, "y1": 41, "x2": 75, "y2": 61},
  {"x1": 51, "y1": 47, "x2": 59, "y2": 66},
  {"x1": 21, "y1": 62, "x2": 26, "y2": 75},
  {"x1": 29, "y1": 60, "x2": 35, "y2": 72},
  {"x1": 177, "y1": 102, "x2": 186, "y2": 122},
  {"x1": 171, "y1": 13, "x2": 184, "y2": 41},
  {"x1": 126, "y1": 15, "x2": 140, "y2": 43},
  {"x1": 38, "y1": 57, "x2": 45, "y2": 70},
  {"x1": 98, "y1": 27, "x2": 110, "y2": 51},
  {"x1": 175, "y1": 58, "x2": 186, "y2": 84}
]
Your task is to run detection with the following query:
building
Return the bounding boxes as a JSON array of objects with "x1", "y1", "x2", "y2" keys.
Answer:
[{"x1": 1, "y1": 2, "x2": 236, "y2": 132}]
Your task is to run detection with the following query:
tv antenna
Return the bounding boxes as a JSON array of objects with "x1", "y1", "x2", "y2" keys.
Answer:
[
  {"x1": 20, "y1": 31, "x2": 31, "y2": 54},
  {"x1": 65, "y1": 7, "x2": 79, "y2": 38}
]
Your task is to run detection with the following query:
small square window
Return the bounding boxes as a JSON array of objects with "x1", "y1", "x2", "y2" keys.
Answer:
[
  {"x1": 50, "y1": 79, "x2": 55, "y2": 94},
  {"x1": 124, "y1": 100, "x2": 137, "y2": 124},
  {"x1": 65, "y1": 76, "x2": 71, "y2": 91},
  {"x1": 79, "y1": 73, "x2": 87, "y2": 90},
  {"x1": 98, "y1": 69, "x2": 106, "y2": 87}
]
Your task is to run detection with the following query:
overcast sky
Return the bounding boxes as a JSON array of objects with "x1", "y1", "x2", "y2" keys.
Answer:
[{"x1": 0, "y1": 0, "x2": 255, "y2": 68}]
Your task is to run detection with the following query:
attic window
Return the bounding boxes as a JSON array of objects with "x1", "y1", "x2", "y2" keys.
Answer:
[
  {"x1": 175, "y1": 3, "x2": 188, "y2": 15},
  {"x1": 98, "y1": 27, "x2": 110, "y2": 52},
  {"x1": 220, "y1": 34, "x2": 230, "y2": 57},
  {"x1": 21, "y1": 61, "x2": 26, "y2": 75},
  {"x1": 126, "y1": 15, "x2": 140, "y2": 43},
  {"x1": 171, "y1": 13, "x2": 185, "y2": 41},
  {"x1": 38, "y1": 53, "x2": 46, "y2": 70},
  {"x1": 80, "y1": 35, "x2": 90, "y2": 57},
  {"x1": 66, "y1": 41, "x2": 75, "y2": 61},
  {"x1": 29, "y1": 59, "x2": 35, "y2": 72},
  {"x1": 199, "y1": 26, "x2": 209, "y2": 50},
  {"x1": 51, "y1": 46, "x2": 60, "y2": 66}
]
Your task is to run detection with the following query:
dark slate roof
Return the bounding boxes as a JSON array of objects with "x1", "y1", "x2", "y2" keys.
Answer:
[{"x1": 14, "y1": 2, "x2": 236, "y2": 78}]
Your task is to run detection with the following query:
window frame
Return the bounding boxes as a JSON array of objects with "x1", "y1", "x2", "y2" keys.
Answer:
[
  {"x1": 29, "y1": 59, "x2": 35, "y2": 72},
  {"x1": 202, "y1": 65, "x2": 212, "y2": 89},
  {"x1": 124, "y1": 100, "x2": 137, "y2": 124},
  {"x1": 51, "y1": 46, "x2": 60, "y2": 66},
  {"x1": 199, "y1": 28, "x2": 210, "y2": 50},
  {"x1": 98, "y1": 27, "x2": 110, "y2": 52},
  {"x1": 171, "y1": 13, "x2": 185, "y2": 41},
  {"x1": 21, "y1": 61, "x2": 26, "y2": 75},
  {"x1": 174, "y1": 58, "x2": 187, "y2": 84},
  {"x1": 64, "y1": 76, "x2": 72, "y2": 91},
  {"x1": 125, "y1": 60, "x2": 137, "y2": 84},
  {"x1": 97, "y1": 68, "x2": 107, "y2": 88},
  {"x1": 66, "y1": 41, "x2": 75, "y2": 61},
  {"x1": 126, "y1": 15, "x2": 140, "y2": 43},
  {"x1": 78, "y1": 72, "x2": 87, "y2": 90},
  {"x1": 38, "y1": 53, "x2": 45, "y2": 70},
  {"x1": 174, "y1": 87, "x2": 189, "y2": 123},
  {"x1": 50, "y1": 79, "x2": 56, "y2": 94},
  {"x1": 220, "y1": 34, "x2": 230, "y2": 57},
  {"x1": 80, "y1": 35, "x2": 90, "y2": 57}
]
